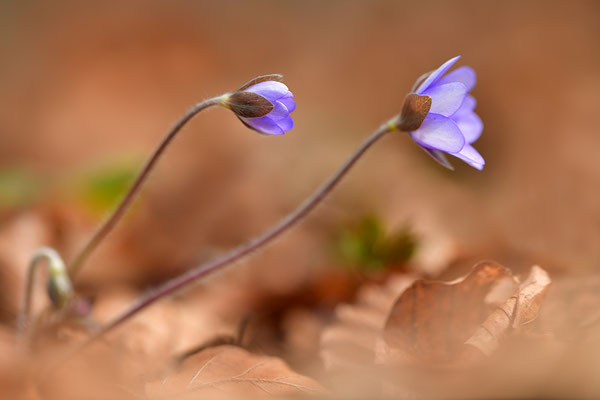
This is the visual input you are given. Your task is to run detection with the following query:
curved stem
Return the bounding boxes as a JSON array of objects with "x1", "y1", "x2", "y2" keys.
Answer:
[
  {"x1": 88, "y1": 123, "x2": 393, "y2": 344},
  {"x1": 18, "y1": 247, "x2": 70, "y2": 336},
  {"x1": 67, "y1": 97, "x2": 223, "y2": 279}
]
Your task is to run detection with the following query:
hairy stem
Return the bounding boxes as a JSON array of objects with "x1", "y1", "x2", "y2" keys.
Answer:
[
  {"x1": 87, "y1": 122, "x2": 393, "y2": 344},
  {"x1": 67, "y1": 97, "x2": 223, "y2": 279}
]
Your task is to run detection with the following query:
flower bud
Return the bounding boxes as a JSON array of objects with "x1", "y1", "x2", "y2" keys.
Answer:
[
  {"x1": 47, "y1": 272, "x2": 72, "y2": 310},
  {"x1": 225, "y1": 74, "x2": 295, "y2": 135},
  {"x1": 45, "y1": 255, "x2": 73, "y2": 310}
]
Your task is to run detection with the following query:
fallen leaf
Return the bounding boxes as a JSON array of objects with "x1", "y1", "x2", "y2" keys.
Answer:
[
  {"x1": 465, "y1": 265, "x2": 551, "y2": 356},
  {"x1": 382, "y1": 261, "x2": 517, "y2": 363},
  {"x1": 318, "y1": 274, "x2": 415, "y2": 397},
  {"x1": 91, "y1": 287, "x2": 236, "y2": 381},
  {"x1": 513, "y1": 265, "x2": 552, "y2": 328},
  {"x1": 320, "y1": 274, "x2": 415, "y2": 371},
  {"x1": 146, "y1": 345, "x2": 323, "y2": 399}
]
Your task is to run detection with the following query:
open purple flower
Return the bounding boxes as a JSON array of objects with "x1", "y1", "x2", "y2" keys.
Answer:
[
  {"x1": 408, "y1": 56, "x2": 484, "y2": 170},
  {"x1": 226, "y1": 75, "x2": 295, "y2": 136}
]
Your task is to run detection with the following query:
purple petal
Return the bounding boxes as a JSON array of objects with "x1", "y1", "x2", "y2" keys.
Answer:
[
  {"x1": 453, "y1": 144, "x2": 485, "y2": 170},
  {"x1": 268, "y1": 100, "x2": 289, "y2": 121},
  {"x1": 453, "y1": 111, "x2": 483, "y2": 143},
  {"x1": 410, "y1": 114, "x2": 465, "y2": 153},
  {"x1": 245, "y1": 81, "x2": 291, "y2": 101},
  {"x1": 454, "y1": 95, "x2": 477, "y2": 116},
  {"x1": 276, "y1": 116, "x2": 294, "y2": 132},
  {"x1": 421, "y1": 82, "x2": 468, "y2": 117},
  {"x1": 437, "y1": 66, "x2": 476, "y2": 92},
  {"x1": 423, "y1": 148, "x2": 454, "y2": 170},
  {"x1": 278, "y1": 97, "x2": 296, "y2": 113},
  {"x1": 241, "y1": 116, "x2": 284, "y2": 135},
  {"x1": 415, "y1": 56, "x2": 461, "y2": 94}
]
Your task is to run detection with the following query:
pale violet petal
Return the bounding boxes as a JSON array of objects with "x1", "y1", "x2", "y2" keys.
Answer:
[
  {"x1": 268, "y1": 100, "x2": 289, "y2": 121},
  {"x1": 276, "y1": 116, "x2": 294, "y2": 132},
  {"x1": 421, "y1": 82, "x2": 468, "y2": 117},
  {"x1": 454, "y1": 95, "x2": 477, "y2": 117},
  {"x1": 279, "y1": 97, "x2": 296, "y2": 113},
  {"x1": 452, "y1": 143, "x2": 485, "y2": 170},
  {"x1": 245, "y1": 81, "x2": 291, "y2": 101},
  {"x1": 453, "y1": 111, "x2": 483, "y2": 143},
  {"x1": 415, "y1": 56, "x2": 461, "y2": 94},
  {"x1": 410, "y1": 114, "x2": 465, "y2": 153},
  {"x1": 241, "y1": 116, "x2": 284, "y2": 135},
  {"x1": 423, "y1": 148, "x2": 454, "y2": 170},
  {"x1": 437, "y1": 66, "x2": 476, "y2": 92}
]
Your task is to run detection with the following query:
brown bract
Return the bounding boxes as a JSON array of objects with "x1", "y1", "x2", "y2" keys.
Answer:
[
  {"x1": 226, "y1": 92, "x2": 274, "y2": 118},
  {"x1": 397, "y1": 94, "x2": 432, "y2": 131}
]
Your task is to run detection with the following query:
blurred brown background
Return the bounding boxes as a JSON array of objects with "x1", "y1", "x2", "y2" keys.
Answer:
[{"x1": 1, "y1": 0, "x2": 599, "y2": 294}]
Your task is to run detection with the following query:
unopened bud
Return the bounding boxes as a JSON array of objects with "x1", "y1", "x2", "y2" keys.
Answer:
[
  {"x1": 225, "y1": 74, "x2": 295, "y2": 136},
  {"x1": 47, "y1": 271, "x2": 72, "y2": 310},
  {"x1": 19, "y1": 247, "x2": 73, "y2": 336},
  {"x1": 45, "y1": 253, "x2": 73, "y2": 310}
]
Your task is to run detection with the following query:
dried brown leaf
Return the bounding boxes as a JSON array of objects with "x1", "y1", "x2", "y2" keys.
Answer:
[
  {"x1": 465, "y1": 265, "x2": 551, "y2": 356},
  {"x1": 91, "y1": 288, "x2": 236, "y2": 381},
  {"x1": 513, "y1": 265, "x2": 552, "y2": 328},
  {"x1": 382, "y1": 262, "x2": 516, "y2": 363},
  {"x1": 317, "y1": 275, "x2": 415, "y2": 398},
  {"x1": 320, "y1": 274, "x2": 415, "y2": 370},
  {"x1": 146, "y1": 345, "x2": 323, "y2": 399}
]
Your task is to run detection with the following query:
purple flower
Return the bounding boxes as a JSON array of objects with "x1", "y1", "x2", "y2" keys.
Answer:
[
  {"x1": 409, "y1": 56, "x2": 484, "y2": 170},
  {"x1": 227, "y1": 76, "x2": 295, "y2": 136}
]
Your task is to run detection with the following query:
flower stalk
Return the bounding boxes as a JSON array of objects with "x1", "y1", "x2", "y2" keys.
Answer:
[
  {"x1": 84, "y1": 122, "x2": 394, "y2": 345},
  {"x1": 67, "y1": 74, "x2": 296, "y2": 280},
  {"x1": 67, "y1": 97, "x2": 223, "y2": 279},
  {"x1": 59, "y1": 59, "x2": 484, "y2": 352}
]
